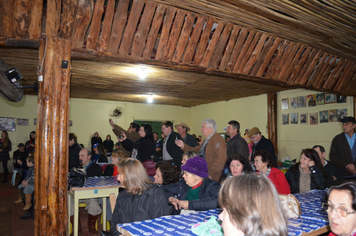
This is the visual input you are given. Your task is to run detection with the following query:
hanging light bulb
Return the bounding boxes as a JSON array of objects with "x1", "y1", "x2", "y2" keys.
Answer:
[
  {"x1": 138, "y1": 68, "x2": 147, "y2": 80},
  {"x1": 147, "y1": 94, "x2": 153, "y2": 103}
]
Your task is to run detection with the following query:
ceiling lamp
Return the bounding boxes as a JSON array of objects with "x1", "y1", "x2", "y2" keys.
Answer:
[
  {"x1": 138, "y1": 68, "x2": 147, "y2": 80},
  {"x1": 147, "y1": 94, "x2": 153, "y2": 103}
]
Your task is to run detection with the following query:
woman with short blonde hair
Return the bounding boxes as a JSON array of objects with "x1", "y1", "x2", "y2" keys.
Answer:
[{"x1": 219, "y1": 173, "x2": 288, "y2": 236}]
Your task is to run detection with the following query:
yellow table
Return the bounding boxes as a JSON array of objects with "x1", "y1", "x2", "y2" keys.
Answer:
[{"x1": 68, "y1": 176, "x2": 121, "y2": 236}]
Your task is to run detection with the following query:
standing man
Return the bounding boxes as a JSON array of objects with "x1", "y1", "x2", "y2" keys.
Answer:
[
  {"x1": 226, "y1": 120, "x2": 249, "y2": 159},
  {"x1": 330, "y1": 116, "x2": 356, "y2": 178},
  {"x1": 68, "y1": 133, "x2": 82, "y2": 171},
  {"x1": 176, "y1": 119, "x2": 227, "y2": 182},
  {"x1": 174, "y1": 122, "x2": 198, "y2": 147},
  {"x1": 248, "y1": 127, "x2": 276, "y2": 168},
  {"x1": 109, "y1": 119, "x2": 140, "y2": 157},
  {"x1": 161, "y1": 121, "x2": 184, "y2": 169}
]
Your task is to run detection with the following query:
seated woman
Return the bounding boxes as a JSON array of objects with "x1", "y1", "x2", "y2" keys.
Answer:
[
  {"x1": 163, "y1": 156, "x2": 220, "y2": 214},
  {"x1": 110, "y1": 158, "x2": 169, "y2": 236},
  {"x1": 285, "y1": 148, "x2": 327, "y2": 194},
  {"x1": 219, "y1": 173, "x2": 288, "y2": 236},
  {"x1": 228, "y1": 154, "x2": 252, "y2": 178},
  {"x1": 154, "y1": 161, "x2": 179, "y2": 186},
  {"x1": 92, "y1": 143, "x2": 108, "y2": 163},
  {"x1": 103, "y1": 150, "x2": 125, "y2": 176},
  {"x1": 323, "y1": 182, "x2": 356, "y2": 236},
  {"x1": 253, "y1": 150, "x2": 291, "y2": 194},
  {"x1": 181, "y1": 150, "x2": 197, "y2": 166}
]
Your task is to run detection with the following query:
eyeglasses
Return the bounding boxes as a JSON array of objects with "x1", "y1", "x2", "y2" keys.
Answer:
[{"x1": 322, "y1": 203, "x2": 356, "y2": 217}]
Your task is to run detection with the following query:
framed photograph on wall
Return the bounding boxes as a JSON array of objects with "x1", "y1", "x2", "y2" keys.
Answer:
[
  {"x1": 316, "y1": 93, "x2": 325, "y2": 105},
  {"x1": 34, "y1": 118, "x2": 37, "y2": 125},
  {"x1": 281, "y1": 98, "x2": 289, "y2": 110},
  {"x1": 300, "y1": 113, "x2": 308, "y2": 124},
  {"x1": 291, "y1": 113, "x2": 298, "y2": 124},
  {"x1": 298, "y1": 96, "x2": 306, "y2": 108},
  {"x1": 329, "y1": 109, "x2": 337, "y2": 122},
  {"x1": 337, "y1": 109, "x2": 347, "y2": 121},
  {"x1": 69, "y1": 120, "x2": 73, "y2": 126},
  {"x1": 310, "y1": 112, "x2": 318, "y2": 125},
  {"x1": 337, "y1": 95, "x2": 347, "y2": 103},
  {"x1": 290, "y1": 97, "x2": 298, "y2": 109},
  {"x1": 17, "y1": 118, "x2": 29, "y2": 126},
  {"x1": 319, "y1": 110, "x2": 329, "y2": 123},
  {"x1": 325, "y1": 94, "x2": 337, "y2": 104},
  {"x1": 307, "y1": 94, "x2": 316, "y2": 107},
  {"x1": 282, "y1": 114, "x2": 289, "y2": 125},
  {"x1": 0, "y1": 117, "x2": 16, "y2": 131}
]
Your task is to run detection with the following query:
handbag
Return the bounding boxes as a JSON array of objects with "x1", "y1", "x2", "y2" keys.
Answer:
[
  {"x1": 279, "y1": 194, "x2": 302, "y2": 219},
  {"x1": 68, "y1": 168, "x2": 87, "y2": 190}
]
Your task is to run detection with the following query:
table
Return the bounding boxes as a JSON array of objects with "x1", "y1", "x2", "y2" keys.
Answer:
[
  {"x1": 116, "y1": 189, "x2": 330, "y2": 236},
  {"x1": 68, "y1": 176, "x2": 121, "y2": 236}
]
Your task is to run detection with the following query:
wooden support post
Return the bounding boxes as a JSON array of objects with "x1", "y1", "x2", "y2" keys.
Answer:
[
  {"x1": 34, "y1": 36, "x2": 71, "y2": 236},
  {"x1": 267, "y1": 92, "x2": 278, "y2": 158},
  {"x1": 354, "y1": 96, "x2": 356, "y2": 119}
]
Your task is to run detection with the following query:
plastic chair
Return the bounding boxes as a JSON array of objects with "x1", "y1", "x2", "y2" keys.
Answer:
[
  {"x1": 95, "y1": 213, "x2": 110, "y2": 231},
  {"x1": 11, "y1": 170, "x2": 18, "y2": 186}
]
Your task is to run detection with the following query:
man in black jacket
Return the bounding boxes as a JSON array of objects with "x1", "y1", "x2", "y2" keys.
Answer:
[
  {"x1": 68, "y1": 133, "x2": 82, "y2": 171},
  {"x1": 226, "y1": 120, "x2": 249, "y2": 159},
  {"x1": 161, "y1": 121, "x2": 184, "y2": 169}
]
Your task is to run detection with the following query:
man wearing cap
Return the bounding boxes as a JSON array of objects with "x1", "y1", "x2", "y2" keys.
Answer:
[
  {"x1": 109, "y1": 119, "x2": 140, "y2": 157},
  {"x1": 330, "y1": 116, "x2": 356, "y2": 177},
  {"x1": 13, "y1": 143, "x2": 28, "y2": 186},
  {"x1": 162, "y1": 156, "x2": 220, "y2": 214},
  {"x1": 161, "y1": 121, "x2": 184, "y2": 169},
  {"x1": 248, "y1": 127, "x2": 276, "y2": 168},
  {"x1": 176, "y1": 119, "x2": 227, "y2": 182},
  {"x1": 175, "y1": 122, "x2": 198, "y2": 148},
  {"x1": 69, "y1": 133, "x2": 82, "y2": 171}
]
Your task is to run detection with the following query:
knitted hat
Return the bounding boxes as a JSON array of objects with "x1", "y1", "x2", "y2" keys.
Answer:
[
  {"x1": 341, "y1": 116, "x2": 355, "y2": 124},
  {"x1": 248, "y1": 127, "x2": 260, "y2": 137},
  {"x1": 181, "y1": 156, "x2": 209, "y2": 178}
]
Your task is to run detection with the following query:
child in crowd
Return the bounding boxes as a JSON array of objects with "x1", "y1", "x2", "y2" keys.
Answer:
[{"x1": 15, "y1": 156, "x2": 35, "y2": 210}]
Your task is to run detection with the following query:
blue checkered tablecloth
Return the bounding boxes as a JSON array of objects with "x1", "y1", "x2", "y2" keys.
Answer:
[
  {"x1": 117, "y1": 189, "x2": 329, "y2": 236},
  {"x1": 78, "y1": 176, "x2": 121, "y2": 188}
]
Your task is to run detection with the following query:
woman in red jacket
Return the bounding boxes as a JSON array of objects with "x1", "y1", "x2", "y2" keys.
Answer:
[{"x1": 253, "y1": 150, "x2": 291, "y2": 194}]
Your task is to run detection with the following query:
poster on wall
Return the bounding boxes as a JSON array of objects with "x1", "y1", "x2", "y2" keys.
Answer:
[
  {"x1": 34, "y1": 118, "x2": 37, "y2": 125},
  {"x1": 316, "y1": 93, "x2": 325, "y2": 105},
  {"x1": 310, "y1": 112, "x2": 318, "y2": 125},
  {"x1": 329, "y1": 109, "x2": 338, "y2": 122},
  {"x1": 298, "y1": 96, "x2": 306, "y2": 108},
  {"x1": 337, "y1": 95, "x2": 347, "y2": 103},
  {"x1": 300, "y1": 113, "x2": 308, "y2": 124},
  {"x1": 282, "y1": 114, "x2": 289, "y2": 125},
  {"x1": 319, "y1": 110, "x2": 329, "y2": 123},
  {"x1": 325, "y1": 94, "x2": 337, "y2": 104},
  {"x1": 17, "y1": 118, "x2": 29, "y2": 126},
  {"x1": 69, "y1": 120, "x2": 73, "y2": 126},
  {"x1": 337, "y1": 109, "x2": 347, "y2": 121},
  {"x1": 291, "y1": 113, "x2": 298, "y2": 124},
  {"x1": 307, "y1": 94, "x2": 316, "y2": 107},
  {"x1": 291, "y1": 97, "x2": 298, "y2": 109},
  {"x1": 281, "y1": 98, "x2": 289, "y2": 110},
  {"x1": 0, "y1": 117, "x2": 16, "y2": 131}
]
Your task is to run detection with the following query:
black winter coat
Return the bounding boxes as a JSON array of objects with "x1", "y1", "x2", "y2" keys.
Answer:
[
  {"x1": 110, "y1": 184, "x2": 169, "y2": 236},
  {"x1": 121, "y1": 137, "x2": 153, "y2": 162},
  {"x1": 285, "y1": 163, "x2": 327, "y2": 194},
  {"x1": 69, "y1": 142, "x2": 81, "y2": 171},
  {"x1": 162, "y1": 178, "x2": 220, "y2": 213}
]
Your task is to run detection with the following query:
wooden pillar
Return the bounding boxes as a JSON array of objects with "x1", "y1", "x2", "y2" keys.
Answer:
[
  {"x1": 354, "y1": 96, "x2": 356, "y2": 118},
  {"x1": 34, "y1": 37, "x2": 71, "y2": 236},
  {"x1": 267, "y1": 92, "x2": 278, "y2": 157}
]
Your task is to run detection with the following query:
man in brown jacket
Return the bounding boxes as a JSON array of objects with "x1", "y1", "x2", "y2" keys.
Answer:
[
  {"x1": 109, "y1": 119, "x2": 140, "y2": 157},
  {"x1": 176, "y1": 119, "x2": 227, "y2": 181}
]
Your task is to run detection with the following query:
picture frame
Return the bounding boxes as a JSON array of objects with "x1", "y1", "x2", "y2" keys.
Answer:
[
  {"x1": 316, "y1": 93, "x2": 325, "y2": 105},
  {"x1": 329, "y1": 109, "x2": 338, "y2": 122},
  {"x1": 298, "y1": 96, "x2": 306, "y2": 108},
  {"x1": 337, "y1": 95, "x2": 347, "y2": 103},
  {"x1": 282, "y1": 114, "x2": 289, "y2": 125},
  {"x1": 337, "y1": 109, "x2": 347, "y2": 121},
  {"x1": 281, "y1": 98, "x2": 289, "y2": 110},
  {"x1": 34, "y1": 118, "x2": 37, "y2": 125},
  {"x1": 290, "y1": 97, "x2": 298, "y2": 109},
  {"x1": 300, "y1": 113, "x2": 308, "y2": 124},
  {"x1": 69, "y1": 120, "x2": 73, "y2": 126},
  {"x1": 325, "y1": 94, "x2": 337, "y2": 104},
  {"x1": 291, "y1": 113, "x2": 298, "y2": 124},
  {"x1": 319, "y1": 110, "x2": 329, "y2": 123},
  {"x1": 309, "y1": 112, "x2": 318, "y2": 125},
  {"x1": 0, "y1": 117, "x2": 16, "y2": 131},
  {"x1": 17, "y1": 118, "x2": 29, "y2": 126},
  {"x1": 307, "y1": 94, "x2": 316, "y2": 107}
]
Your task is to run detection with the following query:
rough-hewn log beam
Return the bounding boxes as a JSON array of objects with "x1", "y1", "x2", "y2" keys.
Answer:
[{"x1": 267, "y1": 92, "x2": 278, "y2": 157}]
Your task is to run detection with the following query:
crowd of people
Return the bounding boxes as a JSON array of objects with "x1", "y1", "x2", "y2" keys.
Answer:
[{"x1": 2, "y1": 115, "x2": 356, "y2": 236}]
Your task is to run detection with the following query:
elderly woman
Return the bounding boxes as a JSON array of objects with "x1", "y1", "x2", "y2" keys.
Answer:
[
  {"x1": 181, "y1": 150, "x2": 197, "y2": 166},
  {"x1": 228, "y1": 154, "x2": 252, "y2": 177},
  {"x1": 109, "y1": 158, "x2": 169, "y2": 236},
  {"x1": 253, "y1": 150, "x2": 291, "y2": 194},
  {"x1": 285, "y1": 148, "x2": 327, "y2": 193},
  {"x1": 219, "y1": 174, "x2": 288, "y2": 236},
  {"x1": 163, "y1": 156, "x2": 220, "y2": 214},
  {"x1": 154, "y1": 161, "x2": 179, "y2": 185},
  {"x1": 323, "y1": 182, "x2": 356, "y2": 236}
]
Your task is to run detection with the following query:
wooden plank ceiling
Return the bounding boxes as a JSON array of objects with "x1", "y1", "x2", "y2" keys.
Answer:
[{"x1": 0, "y1": 0, "x2": 355, "y2": 106}]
